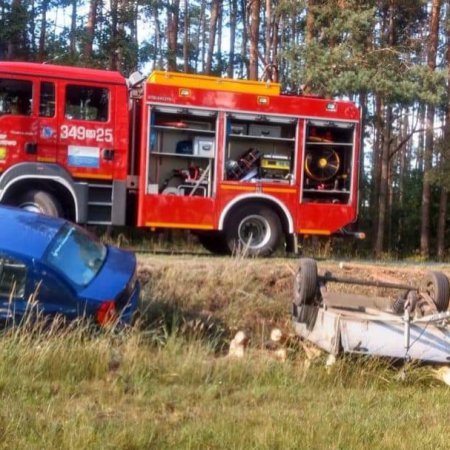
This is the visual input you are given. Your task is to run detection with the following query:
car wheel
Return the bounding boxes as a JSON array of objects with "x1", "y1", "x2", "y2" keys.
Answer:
[
  {"x1": 422, "y1": 271, "x2": 450, "y2": 312},
  {"x1": 293, "y1": 258, "x2": 318, "y2": 306},
  {"x1": 225, "y1": 205, "x2": 282, "y2": 256},
  {"x1": 16, "y1": 190, "x2": 63, "y2": 217}
]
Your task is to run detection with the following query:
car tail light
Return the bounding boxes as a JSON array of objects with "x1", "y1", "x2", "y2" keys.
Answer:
[{"x1": 97, "y1": 300, "x2": 117, "y2": 326}]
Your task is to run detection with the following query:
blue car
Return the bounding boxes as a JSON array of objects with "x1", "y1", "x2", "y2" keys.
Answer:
[{"x1": 0, "y1": 206, "x2": 139, "y2": 327}]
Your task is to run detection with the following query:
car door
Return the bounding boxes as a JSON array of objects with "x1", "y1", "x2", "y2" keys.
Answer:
[{"x1": 31, "y1": 262, "x2": 81, "y2": 320}]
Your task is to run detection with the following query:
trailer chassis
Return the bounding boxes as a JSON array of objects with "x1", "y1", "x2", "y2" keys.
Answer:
[{"x1": 292, "y1": 259, "x2": 450, "y2": 363}]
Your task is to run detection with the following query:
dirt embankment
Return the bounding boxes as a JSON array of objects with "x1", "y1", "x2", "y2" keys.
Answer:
[{"x1": 136, "y1": 255, "x2": 450, "y2": 340}]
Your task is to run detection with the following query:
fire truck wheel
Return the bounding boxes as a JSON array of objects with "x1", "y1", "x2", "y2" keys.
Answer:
[
  {"x1": 293, "y1": 258, "x2": 318, "y2": 306},
  {"x1": 422, "y1": 271, "x2": 450, "y2": 312},
  {"x1": 197, "y1": 232, "x2": 229, "y2": 255},
  {"x1": 225, "y1": 206, "x2": 282, "y2": 256},
  {"x1": 16, "y1": 190, "x2": 63, "y2": 217}
]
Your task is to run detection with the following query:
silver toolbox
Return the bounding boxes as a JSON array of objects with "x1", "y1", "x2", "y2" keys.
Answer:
[
  {"x1": 230, "y1": 124, "x2": 247, "y2": 135},
  {"x1": 193, "y1": 136, "x2": 215, "y2": 157},
  {"x1": 249, "y1": 124, "x2": 281, "y2": 138}
]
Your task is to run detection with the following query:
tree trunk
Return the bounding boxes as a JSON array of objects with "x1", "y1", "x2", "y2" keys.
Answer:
[
  {"x1": 397, "y1": 108, "x2": 409, "y2": 253},
  {"x1": 130, "y1": 0, "x2": 138, "y2": 71},
  {"x1": 305, "y1": 0, "x2": 315, "y2": 45},
  {"x1": 263, "y1": 0, "x2": 271, "y2": 80},
  {"x1": 110, "y1": 0, "x2": 118, "y2": 69},
  {"x1": 183, "y1": 0, "x2": 189, "y2": 72},
  {"x1": 417, "y1": 105, "x2": 426, "y2": 172},
  {"x1": 437, "y1": 0, "x2": 450, "y2": 259},
  {"x1": 239, "y1": 0, "x2": 247, "y2": 78},
  {"x1": 167, "y1": 0, "x2": 180, "y2": 71},
  {"x1": 271, "y1": 14, "x2": 279, "y2": 82},
  {"x1": 371, "y1": 95, "x2": 383, "y2": 250},
  {"x1": 437, "y1": 188, "x2": 448, "y2": 260},
  {"x1": 70, "y1": 0, "x2": 77, "y2": 58},
  {"x1": 115, "y1": 0, "x2": 126, "y2": 72},
  {"x1": 303, "y1": 0, "x2": 317, "y2": 92},
  {"x1": 154, "y1": 4, "x2": 163, "y2": 69},
  {"x1": 277, "y1": 13, "x2": 287, "y2": 83},
  {"x1": 84, "y1": 0, "x2": 98, "y2": 60},
  {"x1": 38, "y1": 0, "x2": 49, "y2": 62},
  {"x1": 420, "y1": 0, "x2": 441, "y2": 258},
  {"x1": 248, "y1": 0, "x2": 260, "y2": 80},
  {"x1": 227, "y1": 0, "x2": 237, "y2": 77},
  {"x1": 217, "y1": 3, "x2": 223, "y2": 74},
  {"x1": 375, "y1": 104, "x2": 392, "y2": 258},
  {"x1": 29, "y1": 0, "x2": 37, "y2": 56},
  {"x1": 205, "y1": 0, "x2": 220, "y2": 74},
  {"x1": 199, "y1": 0, "x2": 207, "y2": 72}
]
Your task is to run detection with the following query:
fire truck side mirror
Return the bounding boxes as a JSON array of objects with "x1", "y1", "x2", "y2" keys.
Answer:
[{"x1": 127, "y1": 71, "x2": 146, "y2": 88}]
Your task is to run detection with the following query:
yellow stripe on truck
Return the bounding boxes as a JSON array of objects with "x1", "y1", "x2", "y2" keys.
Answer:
[{"x1": 146, "y1": 222, "x2": 214, "y2": 230}]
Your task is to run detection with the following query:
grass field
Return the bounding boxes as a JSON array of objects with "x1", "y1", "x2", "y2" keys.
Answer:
[{"x1": 2, "y1": 255, "x2": 450, "y2": 449}]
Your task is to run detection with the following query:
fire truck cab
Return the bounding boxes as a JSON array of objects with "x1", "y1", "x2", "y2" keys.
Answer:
[{"x1": 0, "y1": 63, "x2": 361, "y2": 256}]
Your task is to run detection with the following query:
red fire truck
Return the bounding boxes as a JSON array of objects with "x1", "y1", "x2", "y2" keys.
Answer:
[{"x1": 0, "y1": 62, "x2": 362, "y2": 255}]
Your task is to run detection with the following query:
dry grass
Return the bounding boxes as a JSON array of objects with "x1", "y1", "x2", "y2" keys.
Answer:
[{"x1": 137, "y1": 255, "x2": 297, "y2": 350}]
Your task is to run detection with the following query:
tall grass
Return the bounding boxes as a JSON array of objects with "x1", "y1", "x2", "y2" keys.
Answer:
[{"x1": 0, "y1": 322, "x2": 447, "y2": 450}]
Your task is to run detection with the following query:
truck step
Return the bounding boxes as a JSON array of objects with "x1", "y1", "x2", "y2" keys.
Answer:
[{"x1": 87, "y1": 182, "x2": 113, "y2": 224}]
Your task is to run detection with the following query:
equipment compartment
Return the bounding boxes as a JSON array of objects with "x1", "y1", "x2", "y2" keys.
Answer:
[
  {"x1": 148, "y1": 106, "x2": 217, "y2": 197},
  {"x1": 224, "y1": 113, "x2": 297, "y2": 183},
  {"x1": 302, "y1": 120, "x2": 355, "y2": 204}
]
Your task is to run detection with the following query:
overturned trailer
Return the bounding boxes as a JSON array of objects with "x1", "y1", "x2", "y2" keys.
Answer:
[{"x1": 292, "y1": 259, "x2": 450, "y2": 362}]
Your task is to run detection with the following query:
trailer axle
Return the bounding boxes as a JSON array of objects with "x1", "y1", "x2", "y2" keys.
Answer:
[{"x1": 320, "y1": 273, "x2": 416, "y2": 292}]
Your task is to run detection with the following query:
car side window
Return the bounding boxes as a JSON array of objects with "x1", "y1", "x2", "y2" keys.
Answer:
[{"x1": 0, "y1": 256, "x2": 27, "y2": 299}]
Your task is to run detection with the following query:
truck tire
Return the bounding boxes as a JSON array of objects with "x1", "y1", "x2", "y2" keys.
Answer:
[
  {"x1": 224, "y1": 205, "x2": 282, "y2": 256},
  {"x1": 293, "y1": 258, "x2": 318, "y2": 306},
  {"x1": 422, "y1": 271, "x2": 450, "y2": 312},
  {"x1": 16, "y1": 190, "x2": 63, "y2": 217},
  {"x1": 197, "y1": 232, "x2": 229, "y2": 255}
]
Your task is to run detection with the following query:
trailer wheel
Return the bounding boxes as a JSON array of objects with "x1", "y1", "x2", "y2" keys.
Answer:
[
  {"x1": 422, "y1": 271, "x2": 450, "y2": 312},
  {"x1": 392, "y1": 290, "x2": 418, "y2": 314},
  {"x1": 16, "y1": 190, "x2": 62, "y2": 217},
  {"x1": 225, "y1": 205, "x2": 282, "y2": 256},
  {"x1": 197, "y1": 232, "x2": 229, "y2": 255},
  {"x1": 294, "y1": 258, "x2": 318, "y2": 306}
]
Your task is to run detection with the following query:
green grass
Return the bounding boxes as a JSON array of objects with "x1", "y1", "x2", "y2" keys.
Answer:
[
  {"x1": 1, "y1": 256, "x2": 450, "y2": 449},
  {"x1": 0, "y1": 328, "x2": 448, "y2": 450}
]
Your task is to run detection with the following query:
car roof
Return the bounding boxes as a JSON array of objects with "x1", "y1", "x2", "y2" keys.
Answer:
[{"x1": 0, "y1": 206, "x2": 64, "y2": 259}]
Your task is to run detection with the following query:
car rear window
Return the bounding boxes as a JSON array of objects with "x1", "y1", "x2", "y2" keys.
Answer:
[{"x1": 44, "y1": 224, "x2": 106, "y2": 287}]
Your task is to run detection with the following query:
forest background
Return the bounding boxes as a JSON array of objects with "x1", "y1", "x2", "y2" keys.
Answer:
[{"x1": 1, "y1": 0, "x2": 450, "y2": 260}]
